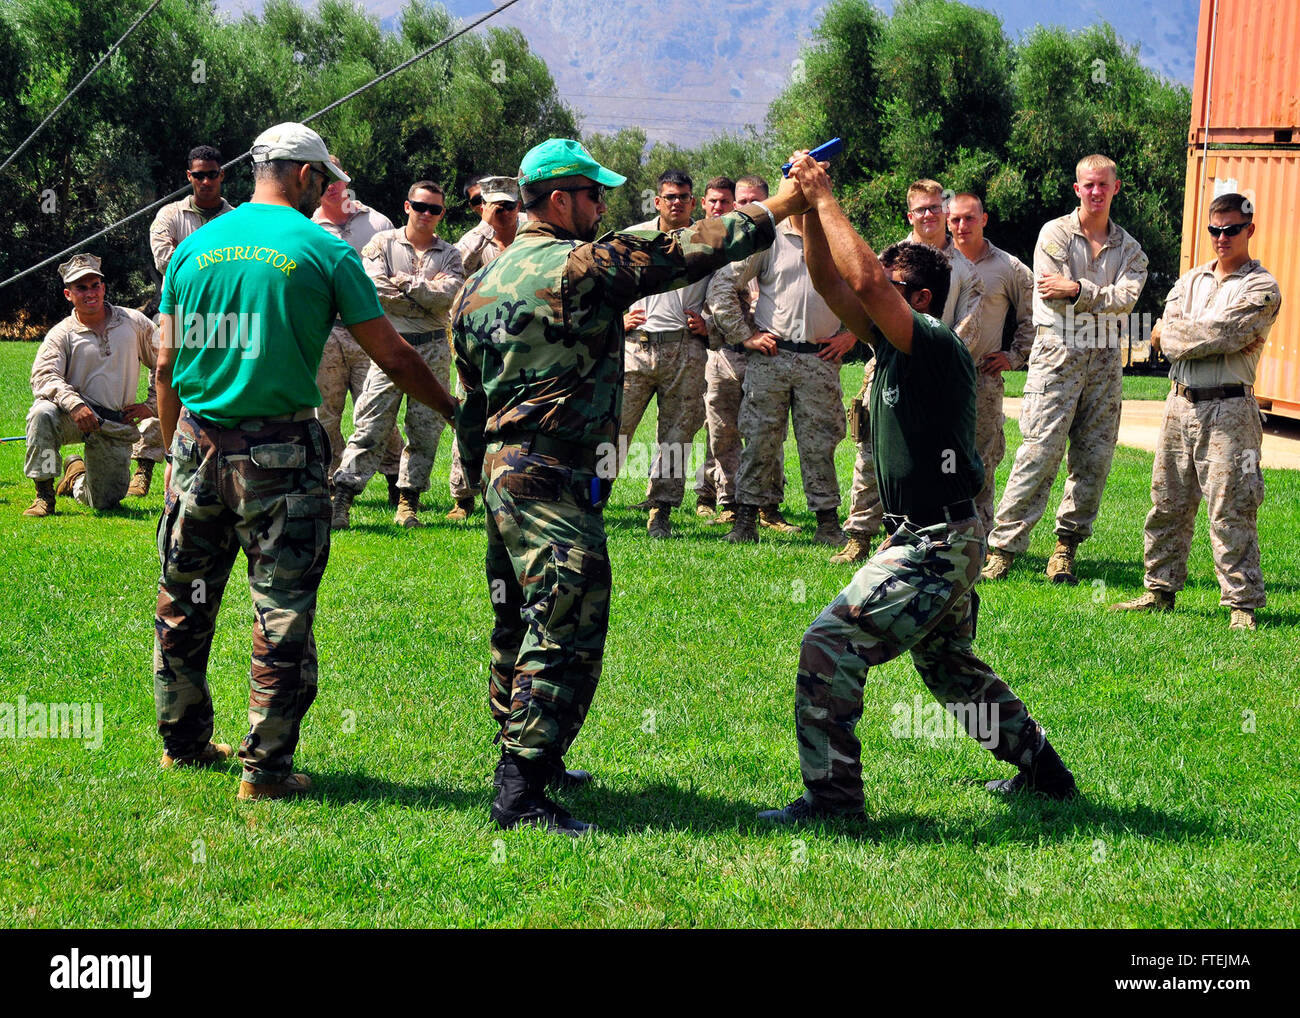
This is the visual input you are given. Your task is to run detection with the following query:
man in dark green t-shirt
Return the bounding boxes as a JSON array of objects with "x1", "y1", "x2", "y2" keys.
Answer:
[
  {"x1": 759, "y1": 154, "x2": 1077, "y2": 822},
  {"x1": 153, "y1": 122, "x2": 456, "y2": 801}
]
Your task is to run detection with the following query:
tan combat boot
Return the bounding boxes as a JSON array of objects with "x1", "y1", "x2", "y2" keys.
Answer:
[
  {"x1": 1110, "y1": 590, "x2": 1175, "y2": 613},
  {"x1": 394, "y1": 490, "x2": 423, "y2": 528},
  {"x1": 813, "y1": 509, "x2": 845, "y2": 546},
  {"x1": 981, "y1": 548, "x2": 1014, "y2": 581},
  {"x1": 125, "y1": 459, "x2": 154, "y2": 497},
  {"x1": 161, "y1": 742, "x2": 233, "y2": 769},
  {"x1": 647, "y1": 506, "x2": 672, "y2": 539},
  {"x1": 758, "y1": 505, "x2": 799, "y2": 533},
  {"x1": 705, "y1": 505, "x2": 736, "y2": 526},
  {"x1": 330, "y1": 488, "x2": 354, "y2": 530},
  {"x1": 22, "y1": 479, "x2": 57, "y2": 518},
  {"x1": 237, "y1": 773, "x2": 313, "y2": 801},
  {"x1": 1045, "y1": 535, "x2": 1080, "y2": 585},
  {"x1": 695, "y1": 498, "x2": 716, "y2": 518},
  {"x1": 54, "y1": 455, "x2": 85, "y2": 498},
  {"x1": 725, "y1": 504, "x2": 759, "y2": 543},
  {"x1": 830, "y1": 532, "x2": 872, "y2": 564},
  {"x1": 1229, "y1": 608, "x2": 1257, "y2": 631},
  {"x1": 445, "y1": 497, "x2": 475, "y2": 522}
]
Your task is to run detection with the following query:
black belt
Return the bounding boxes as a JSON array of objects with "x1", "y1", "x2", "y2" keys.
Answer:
[
  {"x1": 402, "y1": 329, "x2": 446, "y2": 346},
  {"x1": 883, "y1": 498, "x2": 977, "y2": 532},
  {"x1": 494, "y1": 430, "x2": 600, "y2": 472},
  {"x1": 1172, "y1": 381, "x2": 1252, "y2": 403},
  {"x1": 771, "y1": 339, "x2": 821, "y2": 354},
  {"x1": 85, "y1": 401, "x2": 125, "y2": 424},
  {"x1": 630, "y1": 328, "x2": 694, "y2": 345}
]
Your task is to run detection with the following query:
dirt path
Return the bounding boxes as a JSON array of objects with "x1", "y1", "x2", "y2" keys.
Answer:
[{"x1": 1002, "y1": 397, "x2": 1300, "y2": 470}]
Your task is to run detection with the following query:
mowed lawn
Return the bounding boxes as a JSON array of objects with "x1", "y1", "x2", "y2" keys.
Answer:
[{"x1": 0, "y1": 341, "x2": 1296, "y2": 929}]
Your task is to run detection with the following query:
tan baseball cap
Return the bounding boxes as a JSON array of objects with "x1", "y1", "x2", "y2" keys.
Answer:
[
  {"x1": 58, "y1": 253, "x2": 103, "y2": 285},
  {"x1": 478, "y1": 176, "x2": 520, "y2": 204},
  {"x1": 250, "y1": 123, "x2": 349, "y2": 183}
]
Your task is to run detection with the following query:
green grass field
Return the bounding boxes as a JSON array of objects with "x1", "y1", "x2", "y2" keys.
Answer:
[{"x1": 1, "y1": 341, "x2": 1296, "y2": 928}]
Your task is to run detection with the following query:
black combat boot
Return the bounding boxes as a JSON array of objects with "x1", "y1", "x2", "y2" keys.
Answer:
[
  {"x1": 724, "y1": 503, "x2": 759, "y2": 543},
  {"x1": 985, "y1": 737, "x2": 1078, "y2": 801},
  {"x1": 548, "y1": 759, "x2": 593, "y2": 789},
  {"x1": 384, "y1": 473, "x2": 401, "y2": 508},
  {"x1": 491, "y1": 753, "x2": 594, "y2": 835}
]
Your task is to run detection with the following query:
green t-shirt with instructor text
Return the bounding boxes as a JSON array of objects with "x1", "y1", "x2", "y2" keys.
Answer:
[{"x1": 159, "y1": 202, "x2": 382, "y2": 427}]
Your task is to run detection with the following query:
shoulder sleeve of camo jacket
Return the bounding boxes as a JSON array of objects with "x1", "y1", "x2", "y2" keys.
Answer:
[{"x1": 565, "y1": 209, "x2": 775, "y2": 308}]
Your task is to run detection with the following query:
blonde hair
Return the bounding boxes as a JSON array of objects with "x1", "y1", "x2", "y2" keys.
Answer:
[
  {"x1": 906, "y1": 179, "x2": 944, "y2": 205},
  {"x1": 1075, "y1": 154, "x2": 1118, "y2": 181}
]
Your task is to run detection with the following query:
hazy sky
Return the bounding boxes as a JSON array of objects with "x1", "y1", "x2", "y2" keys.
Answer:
[{"x1": 217, "y1": 0, "x2": 1200, "y2": 144}]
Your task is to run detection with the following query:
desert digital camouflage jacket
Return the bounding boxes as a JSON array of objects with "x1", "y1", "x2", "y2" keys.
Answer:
[{"x1": 451, "y1": 209, "x2": 775, "y2": 485}]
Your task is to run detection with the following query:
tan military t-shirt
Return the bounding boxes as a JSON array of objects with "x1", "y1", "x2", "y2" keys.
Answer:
[
  {"x1": 963, "y1": 240, "x2": 1035, "y2": 366},
  {"x1": 1161, "y1": 259, "x2": 1281, "y2": 387},
  {"x1": 150, "y1": 195, "x2": 234, "y2": 275},
  {"x1": 361, "y1": 228, "x2": 465, "y2": 335},
  {"x1": 31, "y1": 304, "x2": 159, "y2": 414},
  {"x1": 737, "y1": 221, "x2": 841, "y2": 344}
]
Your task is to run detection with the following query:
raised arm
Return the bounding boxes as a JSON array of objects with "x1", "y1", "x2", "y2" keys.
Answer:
[{"x1": 789, "y1": 153, "x2": 916, "y2": 354}]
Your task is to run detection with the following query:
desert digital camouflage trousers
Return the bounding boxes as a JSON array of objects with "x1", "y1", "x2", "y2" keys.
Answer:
[
  {"x1": 315, "y1": 324, "x2": 402, "y2": 478},
  {"x1": 483, "y1": 443, "x2": 612, "y2": 762},
  {"x1": 334, "y1": 335, "x2": 449, "y2": 495},
  {"x1": 447, "y1": 361, "x2": 477, "y2": 501},
  {"x1": 154, "y1": 409, "x2": 331, "y2": 783},
  {"x1": 1143, "y1": 392, "x2": 1265, "y2": 608},
  {"x1": 974, "y1": 371, "x2": 1008, "y2": 534},
  {"x1": 695, "y1": 345, "x2": 746, "y2": 506},
  {"x1": 989, "y1": 335, "x2": 1123, "y2": 553},
  {"x1": 25, "y1": 399, "x2": 163, "y2": 508},
  {"x1": 737, "y1": 349, "x2": 845, "y2": 511},
  {"x1": 842, "y1": 359, "x2": 882, "y2": 537},
  {"x1": 621, "y1": 333, "x2": 708, "y2": 507},
  {"x1": 795, "y1": 517, "x2": 1043, "y2": 809}
]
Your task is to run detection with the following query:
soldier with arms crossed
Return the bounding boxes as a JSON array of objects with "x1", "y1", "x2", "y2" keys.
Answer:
[{"x1": 1112, "y1": 193, "x2": 1280, "y2": 630}]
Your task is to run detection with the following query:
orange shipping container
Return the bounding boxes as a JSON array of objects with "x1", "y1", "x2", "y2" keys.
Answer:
[{"x1": 1181, "y1": 0, "x2": 1300, "y2": 419}]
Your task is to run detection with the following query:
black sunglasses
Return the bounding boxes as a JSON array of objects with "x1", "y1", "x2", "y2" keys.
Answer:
[
  {"x1": 492, "y1": 200, "x2": 518, "y2": 212},
  {"x1": 189, "y1": 170, "x2": 221, "y2": 181},
  {"x1": 554, "y1": 184, "x2": 605, "y2": 203},
  {"x1": 1206, "y1": 222, "x2": 1248, "y2": 238},
  {"x1": 409, "y1": 199, "x2": 445, "y2": 215},
  {"x1": 469, "y1": 194, "x2": 484, "y2": 206}
]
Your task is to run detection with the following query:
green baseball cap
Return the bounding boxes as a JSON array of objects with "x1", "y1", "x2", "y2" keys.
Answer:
[{"x1": 517, "y1": 138, "x2": 626, "y2": 188}]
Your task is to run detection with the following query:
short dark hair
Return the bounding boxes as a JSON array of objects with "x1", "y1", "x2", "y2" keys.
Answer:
[
  {"x1": 408, "y1": 180, "x2": 444, "y2": 201},
  {"x1": 1209, "y1": 191, "x2": 1253, "y2": 222},
  {"x1": 464, "y1": 174, "x2": 490, "y2": 200},
  {"x1": 251, "y1": 159, "x2": 299, "y2": 185},
  {"x1": 705, "y1": 176, "x2": 736, "y2": 196},
  {"x1": 657, "y1": 169, "x2": 693, "y2": 193},
  {"x1": 735, "y1": 174, "x2": 769, "y2": 198},
  {"x1": 188, "y1": 145, "x2": 222, "y2": 168},
  {"x1": 880, "y1": 241, "x2": 951, "y2": 317}
]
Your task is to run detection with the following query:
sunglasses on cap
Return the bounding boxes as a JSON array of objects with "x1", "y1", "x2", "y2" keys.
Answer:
[
  {"x1": 409, "y1": 199, "x2": 445, "y2": 216},
  {"x1": 1206, "y1": 222, "x2": 1248, "y2": 238}
]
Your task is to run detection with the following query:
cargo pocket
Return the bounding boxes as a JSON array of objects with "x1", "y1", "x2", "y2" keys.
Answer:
[{"x1": 269, "y1": 493, "x2": 331, "y2": 590}]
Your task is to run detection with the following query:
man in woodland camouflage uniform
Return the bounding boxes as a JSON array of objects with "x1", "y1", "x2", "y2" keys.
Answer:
[{"x1": 452, "y1": 138, "x2": 807, "y2": 834}]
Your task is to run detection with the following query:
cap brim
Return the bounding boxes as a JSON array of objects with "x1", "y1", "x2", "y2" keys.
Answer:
[
  {"x1": 592, "y1": 165, "x2": 627, "y2": 187},
  {"x1": 324, "y1": 163, "x2": 351, "y2": 184},
  {"x1": 481, "y1": 191, "x2": 517, "y2": 204},
  {"x1": 62, "y1": 269, "x2": 103, "y2": 285}
]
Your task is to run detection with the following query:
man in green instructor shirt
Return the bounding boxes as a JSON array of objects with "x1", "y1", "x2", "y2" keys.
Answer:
[{"x1": 153, "y1": 122, "x2": 455, "y2": 801}]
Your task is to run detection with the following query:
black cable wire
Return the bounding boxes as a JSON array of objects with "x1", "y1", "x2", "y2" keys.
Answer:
[
  {"x1": 0, "y1": 0, "x2": 166, "y2": 175},
  {"x1": 0, "y1": 0, "x2": 527, "y2": 292}
]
